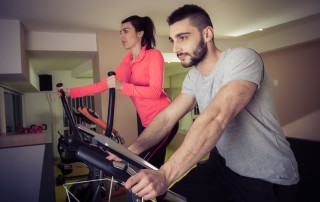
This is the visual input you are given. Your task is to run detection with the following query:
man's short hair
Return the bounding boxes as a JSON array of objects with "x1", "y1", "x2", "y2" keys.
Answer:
[{"x1": 167, "y1": 4, "x2": 213, "y2": 31}]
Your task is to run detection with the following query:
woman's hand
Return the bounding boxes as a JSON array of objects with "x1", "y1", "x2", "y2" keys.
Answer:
[
  {"x1": 107, "y1": 75, "x2": 123, "y2": 90},
  {"x1": 56, "y1": 86, "x2": 71, "y2": 97}
]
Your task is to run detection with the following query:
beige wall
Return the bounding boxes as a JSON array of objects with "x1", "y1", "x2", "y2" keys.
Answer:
[
  {"x1": 261, "y1": 39, "x2": 320, "y2": 140},
  {"x1": 23, "y1": 70, "x2": 94, "y2": 157},
  {"x1": 262, "y1": 39, "x2": 320, "y2": 125},
  {"x1": 94, "y1": 31, "x2": 138, "y2": 146}
]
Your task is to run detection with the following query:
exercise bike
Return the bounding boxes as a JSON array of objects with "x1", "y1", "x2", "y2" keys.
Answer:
[
  {"x1": 56, "y1": 100, "x2": 125, "y2": 186},
  {"x1": 57, "y1": 71, "x2": 187, "y2": 202}
]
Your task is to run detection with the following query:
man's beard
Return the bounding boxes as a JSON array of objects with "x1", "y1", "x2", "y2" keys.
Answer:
[{"x1": 179, "y1": 37, "x2": 208, "y2": 68}]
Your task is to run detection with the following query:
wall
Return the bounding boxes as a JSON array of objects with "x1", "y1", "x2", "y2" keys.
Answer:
[
  {"x1": 283, "y1": 110, "x2": 320, "y2": 141},
  {"x1": 261, "y1": 39, "x2": 320, "y2": 140},
  {"x1": 24, "y1": 70, "x2": 93, "y2": 157},
  {"x1": 94, "y1": 31, "x2": 139, "y2": 146},
  {"x1": 0, "y1": 20, "x2": 23, "y2": 75},
  {"x1": 0, "y1": 20, "x2": 39, "y2": 92}
]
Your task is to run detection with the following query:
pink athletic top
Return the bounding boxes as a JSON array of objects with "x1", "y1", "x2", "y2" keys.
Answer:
[{"x1": 70, "y1": 46, "x2": 171, "y2": 127}]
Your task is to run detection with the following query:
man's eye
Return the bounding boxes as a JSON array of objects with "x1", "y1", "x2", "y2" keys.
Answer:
[{"x1": 180, "y1": 36, "x2": 186, "y2": 40}]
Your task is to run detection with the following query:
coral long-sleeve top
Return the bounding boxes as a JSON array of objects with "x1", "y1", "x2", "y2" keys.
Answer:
[{"x1": 70, "y1": 46, "x2": 171, "y2": 127}]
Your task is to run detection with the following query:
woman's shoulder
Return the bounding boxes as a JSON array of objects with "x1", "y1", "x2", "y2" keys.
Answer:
[
  {"x1": 145, "y1": 48, "x2": 164, "y2": 60},
  {"x1": 146, "y1": 47, "x2": 162, "y2": 55}
]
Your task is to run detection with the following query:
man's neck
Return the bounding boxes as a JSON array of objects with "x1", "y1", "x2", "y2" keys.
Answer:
[{"x1": 197, "y1": 45, "x2": 221, "y2": 76}]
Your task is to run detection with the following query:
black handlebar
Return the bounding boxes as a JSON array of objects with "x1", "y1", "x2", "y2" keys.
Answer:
[
  {"x1": 56, "y1": 72, "x2": 187, "y2": 202},
  {"x1": 56, "y1": 82, "x2": 81, "y2": 140},
  {"x1": 56, "y1": 70, "x2": 116, "y2": 139},
  {"x1": 105, "y1": 71, "x2": 115, "y2": 138}
]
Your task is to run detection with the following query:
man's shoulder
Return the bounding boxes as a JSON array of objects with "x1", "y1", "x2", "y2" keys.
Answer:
[{"x1": 224, "y1": 47, "x2": 260, "y2": 58}]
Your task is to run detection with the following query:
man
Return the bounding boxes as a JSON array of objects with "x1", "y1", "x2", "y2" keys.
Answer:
[{"x1": 123, "y1": 4, "x2": 299, "y2": 202}]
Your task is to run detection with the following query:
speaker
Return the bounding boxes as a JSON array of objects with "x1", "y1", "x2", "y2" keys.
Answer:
[{"x1": 39, "y1": 74, "x2": 53, "y2": 91}]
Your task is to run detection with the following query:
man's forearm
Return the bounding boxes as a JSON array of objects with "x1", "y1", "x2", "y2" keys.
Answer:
[{"x1": 159, "y1": 114, "x2": 223, "y2": 186}]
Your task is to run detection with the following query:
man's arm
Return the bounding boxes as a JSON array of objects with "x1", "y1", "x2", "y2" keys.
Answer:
[
  {"x1": 128, "y1": 92, "x2": 197, "y2": 155},
  {"x1": 105, "y1": 93, "x2": 195, "y2": 162},
  {"x1": 125, "y1": 80, "x2": 257, "y2": 200}
]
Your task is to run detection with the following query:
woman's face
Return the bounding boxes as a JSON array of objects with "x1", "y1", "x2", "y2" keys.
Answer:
[{"x1": 120, "y1": 22, "x2": 142, "y2": 50}]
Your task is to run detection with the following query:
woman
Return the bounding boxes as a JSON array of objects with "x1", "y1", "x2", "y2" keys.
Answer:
[{"x1": 57, "y1": 15, "x2": 179, "y2": 168}]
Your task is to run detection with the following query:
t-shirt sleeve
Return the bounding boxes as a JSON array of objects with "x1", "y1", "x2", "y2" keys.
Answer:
[
  {"x1": 221, "y1": 48, "x2": 264, "y2": 88},
  {"x1": 181, "y1": 68, "x2": 197, "y2": 97}
]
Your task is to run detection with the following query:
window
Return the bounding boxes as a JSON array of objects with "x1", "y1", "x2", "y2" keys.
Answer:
[{"x1": 4, "y1": 90, "x2": 23, "y2": 133}]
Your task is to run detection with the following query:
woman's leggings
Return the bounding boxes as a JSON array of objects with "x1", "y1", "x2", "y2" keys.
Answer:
[{"x1": 136, "y1": 113, "x2": 179, "y2": 168}]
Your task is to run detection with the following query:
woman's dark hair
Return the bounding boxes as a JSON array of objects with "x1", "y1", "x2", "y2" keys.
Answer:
[
  {"x1": 122, "y1": 15, "x2": 156, "y2": 49},
  {"x1": 167, "y1": 4, "x2": 213, "y2": 32}
]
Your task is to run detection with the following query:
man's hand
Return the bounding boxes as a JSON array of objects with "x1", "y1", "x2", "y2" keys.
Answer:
[
  {"x1": 124, "y1": 169, "x2": 169, "y2": 200},
  {"x1": 106, "y1": 151, "x2": 122, "y2": 162},
  {"x1": 107, "y1": 75, "x2": 123, "y2": 90}
]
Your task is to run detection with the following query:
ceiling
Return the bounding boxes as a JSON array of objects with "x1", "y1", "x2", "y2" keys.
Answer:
[{"x1": 1, "y1": 0, "x2": 320, "y2": 78}]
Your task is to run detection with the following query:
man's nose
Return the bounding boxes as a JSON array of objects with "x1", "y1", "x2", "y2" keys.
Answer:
[{"x1": 172, "y1": 42, "x2": 181, "y2": 54}]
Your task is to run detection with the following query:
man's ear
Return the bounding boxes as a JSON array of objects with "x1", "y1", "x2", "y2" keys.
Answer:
[{"x1": 203, "y1": 27, "x2": 214, "y2": 42}]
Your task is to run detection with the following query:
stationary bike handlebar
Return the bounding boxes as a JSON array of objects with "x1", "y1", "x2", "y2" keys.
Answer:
[
  {"x1": 56, "y1": 82, "x2": 82, "y2": 140},
  {"x1": 105, "y1": 71, "x2": 115, "y2": 138},
  {"x1": 57, "y1": 71, "x2": 187, "y2": 202},
  {"x1": 56, "y1": 71, "x2": 117, "y2": 141},
  {"x1": 57, "y1": 71, "x2": 116, "y2": 138}
]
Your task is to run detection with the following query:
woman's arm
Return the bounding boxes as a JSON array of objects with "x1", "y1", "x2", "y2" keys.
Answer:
[
  {"x1": 70, "y1": 79, "x2": 108, "y2": 98},
  {"x1": 70, "y1": 64, "x2": 126, "y2": 98}
]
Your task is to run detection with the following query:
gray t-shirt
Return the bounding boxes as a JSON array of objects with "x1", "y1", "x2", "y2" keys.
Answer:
[{"x1": 182, "y1": 47, "x2": 299, "y2": 185}]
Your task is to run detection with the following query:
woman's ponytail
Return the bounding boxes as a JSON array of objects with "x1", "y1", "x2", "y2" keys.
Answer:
[{"x1": 121, "y1": 15, "x2": 156, "y2": 49}]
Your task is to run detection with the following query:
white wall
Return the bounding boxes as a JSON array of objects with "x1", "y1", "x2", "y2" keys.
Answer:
[
  {"x1": 0, "y1": 20, "x2": 23, "y2": 74},
  {"x1": 24, "y1": 70, "x2": 93, "y2": 158},
  {"x1": 26, "y1": 31, "x2": 97, "y2": 51},
  {"x1": 24, "y1": 92, "x2": 58, "y2": 141}
]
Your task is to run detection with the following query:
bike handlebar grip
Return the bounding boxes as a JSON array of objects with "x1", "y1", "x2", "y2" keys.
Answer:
[
  {"x1": 56, "y1": 82, "x2": 81, "y2": 140},
  {"x1": 107, "y1": 71, "x2": 115, "y2": 77},
  {"x1": 56, "y1": 83, "x2": 65, "y2": 97},
  {"x1": 76, "y1": 146, "x2": 130, "y2": 182},
  {"x1": 160, "y1": 190, "x2": 188, "y2": 202}
]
